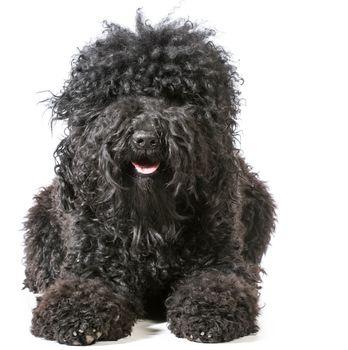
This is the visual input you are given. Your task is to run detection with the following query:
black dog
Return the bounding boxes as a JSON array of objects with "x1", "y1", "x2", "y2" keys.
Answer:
[{"x1": 24, "y1": 14, "x2": 276, "y2": 345}]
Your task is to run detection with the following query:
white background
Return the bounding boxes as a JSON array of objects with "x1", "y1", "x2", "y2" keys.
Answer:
[{"x1": 0, "y1": 0, "x2": 347, "y2": 349}]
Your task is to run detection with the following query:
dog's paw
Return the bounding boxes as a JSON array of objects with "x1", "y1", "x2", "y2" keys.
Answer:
[
  {"x1": 58, "y1": 325, "x2": 102, "y2": 346},
  {"x1": 167, "y1": 317, "x2": 223, "y2": 343},
  {"x1": 30, "y1": 278, "x2": 136, "y2": 345},
  {"x1": 185, "y1": 329, "x2": 215, "y2": 343},
  {"x1": 168, "y1": 315, "x2": 257, "y2": 343},
  {"x1": 32, "y1": 303, "x2": 107, "y2": 346}
]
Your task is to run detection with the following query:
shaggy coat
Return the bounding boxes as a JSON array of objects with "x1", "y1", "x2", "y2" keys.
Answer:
[{"x1": 24, "y1": 14, "x2": 276, "y2": 345}]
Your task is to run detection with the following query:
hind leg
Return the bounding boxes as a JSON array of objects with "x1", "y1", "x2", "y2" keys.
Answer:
[
  {"x1": 239, "y1": 158, "x2": 276, "y2": 264},
  {"x1": 24, "y1": 184, "x2": 65, "y2": 293}
]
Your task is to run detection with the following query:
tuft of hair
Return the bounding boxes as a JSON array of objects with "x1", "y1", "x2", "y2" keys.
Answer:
[{"x1": 50, "y1": 11, "x2": 241, "y2": 131}]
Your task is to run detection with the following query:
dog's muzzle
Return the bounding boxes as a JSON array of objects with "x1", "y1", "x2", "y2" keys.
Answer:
[
  {"x1": 130, "y1": 115, "x2": 162, "y2": 175},
  {"x1": 132, "y1": 130, "x2": 159, "y2": 150}
]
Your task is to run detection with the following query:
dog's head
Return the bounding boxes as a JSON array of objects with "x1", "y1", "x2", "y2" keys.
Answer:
[{"x1": 51, "y1": 13, "x2": 241, "y2": 222}]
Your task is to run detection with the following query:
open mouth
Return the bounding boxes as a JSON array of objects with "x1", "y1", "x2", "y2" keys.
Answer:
[{"x1": 131, "y1": 161, "x2": 160, "y2": 175}]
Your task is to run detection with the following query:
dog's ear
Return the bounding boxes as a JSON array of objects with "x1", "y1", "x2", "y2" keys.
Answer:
[
  {"x1": 54, "y1": 137, "x2": 76, "y2": 210},
  {"x1": 47, "y1": 22, "x2": 136, "y2": 128}
]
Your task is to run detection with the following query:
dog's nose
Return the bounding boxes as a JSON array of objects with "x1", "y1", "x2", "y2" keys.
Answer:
[{"x1": 132, "y1": 131, "x2": 159, "y2": 149}]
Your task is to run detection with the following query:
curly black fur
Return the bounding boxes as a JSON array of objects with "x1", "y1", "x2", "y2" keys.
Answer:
[{"x1": 24, "y1": 12, "x2": 276, "y2": 345}]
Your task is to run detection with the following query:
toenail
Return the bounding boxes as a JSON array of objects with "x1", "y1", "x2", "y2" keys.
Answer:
[{"x1": 85, "y1": 335, "x2": 94, "y2": 344}]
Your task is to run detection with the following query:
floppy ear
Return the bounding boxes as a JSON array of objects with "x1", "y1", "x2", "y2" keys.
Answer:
[{"x1": 54, "y1": 137, "x2": 76, "y2": 210}]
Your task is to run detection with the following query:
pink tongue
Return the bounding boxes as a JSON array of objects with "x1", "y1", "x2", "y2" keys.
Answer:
[{"x1": 131, "y1": 162, "x2": 160, "y2": 174}]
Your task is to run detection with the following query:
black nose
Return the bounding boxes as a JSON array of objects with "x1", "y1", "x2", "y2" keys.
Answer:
[{"x1": 132, "y1": 131, "x2": 159, "y2": 149}]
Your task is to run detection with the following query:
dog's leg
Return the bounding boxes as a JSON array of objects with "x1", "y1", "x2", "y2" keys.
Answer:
[
  {"x1": 24, "y1": 185, "x2": 64, "y2": 292},
  {"x1": 238, "y1": 157, "x2": 276, "y2": 264},
  {"x1": 166, "y1": 268, "x2": 259, "y2": 343},
  {"x1": 31, "y1": 276, "x2": 141, "y2": 345},
  {"x1": 25, "y1": 188, "x2": 143, "y2": 345}
]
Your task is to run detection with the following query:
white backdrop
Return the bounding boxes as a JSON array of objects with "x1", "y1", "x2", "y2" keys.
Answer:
[{"x1": 0, "y1": 0, "x2": 347, "y2": 349}]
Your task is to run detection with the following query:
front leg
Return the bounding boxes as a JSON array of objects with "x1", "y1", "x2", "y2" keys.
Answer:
[
  {"x1": 166, "y1": 268, "x2": 259, "y2": 343},
  {"x1": 31, "y1": 276, "x2": 141, "y2": 345}
]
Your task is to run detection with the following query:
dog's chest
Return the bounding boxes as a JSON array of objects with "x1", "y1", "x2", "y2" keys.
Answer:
[
  {"x1": 126, "y1": 221, "x2": 211, "y2": 283},
  {"x1": 135, "y1": 243, "x2": 192, "y2": 284}
]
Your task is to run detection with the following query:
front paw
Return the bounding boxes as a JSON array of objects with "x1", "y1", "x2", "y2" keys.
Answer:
[
  {"x1": 32, "y1": 296, "x2": 107, "y2": 345},
  {"x1": 168, "y1": 313, "x2": 257, "y2": 343},
  {"x1": 166, "y1": 270, "x2": 259, "y2": 343},
  {"x1": 53, "y1": 320, "x2": 103, "y2": 346},
  {"x1": 31, "y1": 278, "x2": 136, "y2": 345}
]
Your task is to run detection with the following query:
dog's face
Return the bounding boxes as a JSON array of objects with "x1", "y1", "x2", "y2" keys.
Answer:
[
  {"x1": 86, "y1": 96, "x2": 215, "y2": 196},
  {"x1": 52, "y1": 15, "x2": 240, "y2": 219},
  {"x1": 57, "y1": 94, "x2": 230, "y2": 231}
]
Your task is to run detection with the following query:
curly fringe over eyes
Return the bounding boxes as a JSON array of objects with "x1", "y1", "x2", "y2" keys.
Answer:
[{"x1": 50, "y1": 12, "x2": 241, "y2": 128}]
